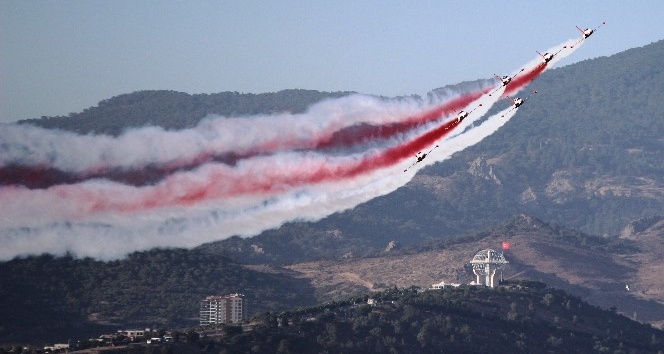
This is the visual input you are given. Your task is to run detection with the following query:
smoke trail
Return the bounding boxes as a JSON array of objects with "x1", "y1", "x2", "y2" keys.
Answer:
[
  {"x1": 1, "y1": 39, "x2": 573, "y2": 189},
  {"x1": 505, "y1": 39, "x2": 580, "y2": 96},
  {"x1": 0, "y1": 39, "x2": 583, "y2": 260},
  {"x1": 0, "y1": 103, "x2": 513, "y2": 261},
  {"x1": 0, "y1": 88, "x2": 489, "y2": 188},
  {"x1": 0, "y1": 111, "x2": 473, "y2": 224}
]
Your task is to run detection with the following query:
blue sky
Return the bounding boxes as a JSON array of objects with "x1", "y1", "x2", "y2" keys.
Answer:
[{"x1": 1, "y1": 0, "x2": 663, "y2": 123}]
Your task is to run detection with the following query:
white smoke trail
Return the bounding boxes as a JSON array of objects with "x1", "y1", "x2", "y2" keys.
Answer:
[
  {"x1": 0, "y1": 90, "x2": 485, "y2": 173},
  {"x1": 550, "y1": 38, "x2": 584, "y2": 66},
  {"x1": 0, "y1": 83, "x2": 512, "y2": 259},
  {"x1": 0, "y1": 104, "x2": 515, "y2": 261},
  {"x1": 0, "y1": 40, "x2": 583, "y2": 260}
]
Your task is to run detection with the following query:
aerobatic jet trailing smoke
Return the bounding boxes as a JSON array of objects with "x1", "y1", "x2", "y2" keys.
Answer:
[{"x1": 0, "y1": 37, "x2": 585, "y2": 260}]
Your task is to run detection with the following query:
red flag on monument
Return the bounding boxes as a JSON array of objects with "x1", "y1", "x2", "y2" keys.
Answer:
[{"x1": 502, "y1": 241, "x2": 510, "y2": 251}]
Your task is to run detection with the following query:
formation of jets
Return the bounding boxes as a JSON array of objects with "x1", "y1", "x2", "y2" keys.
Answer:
[{"x1": 404, "y1": 23, "x2": 603, "y2": 172}]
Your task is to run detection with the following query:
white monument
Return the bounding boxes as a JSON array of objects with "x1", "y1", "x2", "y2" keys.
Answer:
[{"x1": 470, "y1": 249, "x2": 508, "y2": 287}]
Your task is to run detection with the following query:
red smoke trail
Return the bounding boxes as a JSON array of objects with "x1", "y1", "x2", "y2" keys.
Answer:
[
  {"x1": 1, "y1": 90, "x2": 486, "y2": 189},
  {"x1": 302, "y1": 118, "x2": 461, "y2": 185},
  {"x1": 504, "y1": 63, "x2": 546, "y2": 96},
  {"x1": 314, "y1": 89, "x2": 485, "y2": 149},
  {"x1": 61, "y1": 116, "x2": 463, "y2": 215},
  {"x1": 230, "y1": 88, "x2": 486, "y2": 154},
  {"x1": 23, "y1": 60, "x2": 553, "y2": 217}
]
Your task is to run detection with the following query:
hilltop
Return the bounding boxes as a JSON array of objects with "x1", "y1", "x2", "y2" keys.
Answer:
[
  {"x1": 285, "y1": 214, "x2": 664, "y2": 326},
  {"x1": 185, "y1": 285, "x2": 664, "y2": 353}
]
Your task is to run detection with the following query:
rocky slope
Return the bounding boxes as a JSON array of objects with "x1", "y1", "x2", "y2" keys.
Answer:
[{"x1": 285, "y1": 214, "x2": 664, "y2": 326}]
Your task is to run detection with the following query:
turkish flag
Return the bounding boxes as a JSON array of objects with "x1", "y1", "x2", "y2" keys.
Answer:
[{"x1": 502, "y1": 241, "x2": 511, "y2": 250}]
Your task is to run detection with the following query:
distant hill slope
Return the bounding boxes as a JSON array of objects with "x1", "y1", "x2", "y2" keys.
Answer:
[
  {"x1": 423, "y1": 39, "x2": 664, "y2": 235},
  {"x1": 18, "y1": 41, "x2": 663, "y2": 258}
]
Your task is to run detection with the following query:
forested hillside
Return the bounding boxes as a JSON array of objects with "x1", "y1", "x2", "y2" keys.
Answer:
[
  {"x1": 220, "y1": 284, "x2": 664, "y2": 354},
  {"x1": 0, "y1": 250, "x2": 316, "y2": 344},
  {"x1": 2, "y1": 214, "x2": 658, "y2": 345},
  {"x1": 433, "y1": 39, "x2": 664, "y2": 234}
]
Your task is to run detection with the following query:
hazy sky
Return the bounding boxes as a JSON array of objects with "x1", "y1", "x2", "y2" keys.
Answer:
[{"x1": 2, "y1": 1, "x2": 663, "y2": 124}]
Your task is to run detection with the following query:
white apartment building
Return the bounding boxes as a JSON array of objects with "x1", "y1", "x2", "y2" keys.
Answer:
[{"x1": 200, "y1": 294, "x2": 246, "y2": 326}]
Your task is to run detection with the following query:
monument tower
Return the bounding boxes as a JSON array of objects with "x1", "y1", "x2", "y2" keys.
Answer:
[{"x1": 470, "y1": 249, "x2": 508, "y2": 287}]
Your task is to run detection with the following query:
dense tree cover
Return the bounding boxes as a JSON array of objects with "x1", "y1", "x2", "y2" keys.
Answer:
[
  {"x1": 0, "y1": 249, "x2": 316, "y2": 344},
  {"x1": 210, "y1": 284, "x2": 664, "y2": 353},
  {"x1": 9, "y1": 283, "x2": 660, "y2": 353}
]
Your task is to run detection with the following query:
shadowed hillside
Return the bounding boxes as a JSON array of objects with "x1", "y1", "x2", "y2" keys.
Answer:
[{"x1": 0, "y1": 250, "x2": 316, "y2": 345}]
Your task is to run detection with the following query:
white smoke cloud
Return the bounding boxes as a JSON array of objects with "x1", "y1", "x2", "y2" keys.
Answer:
[
  {"x1": 0, "y1": 39, "x2": 582, "y2": 260},
  {"x1": 0, "y1": 90, "x2": 484, "y2": 173},
  {"x1": 0, "y1": 105, "x2": 512, "y2": 260}
]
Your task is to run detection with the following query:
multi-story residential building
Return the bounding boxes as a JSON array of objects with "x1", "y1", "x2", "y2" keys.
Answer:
[{"x1": 200, "y1": 294, "x2": 246, "y2": 326}]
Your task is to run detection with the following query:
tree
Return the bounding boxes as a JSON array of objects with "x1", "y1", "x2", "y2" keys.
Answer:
[
  {"x1": 185, "y1": 330, "x2": 199, "y2": 342},
  {"x1": 224, "y1": 325, "x2": 243, "y2": 336},
  {"x1": 277, "y1": 339, "x2": 292, "y2": 354}
]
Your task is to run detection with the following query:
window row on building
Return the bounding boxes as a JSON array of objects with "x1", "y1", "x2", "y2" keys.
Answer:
[{"x1": 200, "y1": 293, "x2": 246, "y2": 326}]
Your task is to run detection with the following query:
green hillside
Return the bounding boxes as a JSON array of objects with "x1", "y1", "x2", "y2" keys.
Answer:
[
  {"x1": 0, "y1": 250, "x2": 316, "y2": 345},
  {"x1": 19, "y1": 41, "x2": 663, "y2": 257},
  {"x1": 202, "y1": 284, "x2": 664, "y2": 353}
]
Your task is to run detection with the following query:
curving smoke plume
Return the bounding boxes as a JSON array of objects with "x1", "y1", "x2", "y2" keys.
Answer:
[{"x1": 0, "y1": 39, "x2": 582, "y2": 260}]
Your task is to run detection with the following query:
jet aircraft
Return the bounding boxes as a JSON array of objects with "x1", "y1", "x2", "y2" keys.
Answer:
[
  {"x1": 537, "y1": 46, "x2": 566, "y2": 65},
  {"x1": 488, "y1": 69, "x2": 525, "y2": 96},
  {"x1": 454, "y1": 104, "x2": 483, "y2": 123},
  {"x1": 571, "y1": 21, "x2": 606, "y2": 48},
  {"x1": 455, "y1": 110, "x2": 469, "y2": 123},
  {"x1": 501, "y1": 90, "x2": 537, "y2": 117},
  {"x1": 578, "y1": 26, "x2": 594, "y2": 39},
  {"x1": 404, "y1": 145, "x2": 439, "y2": 172}
]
